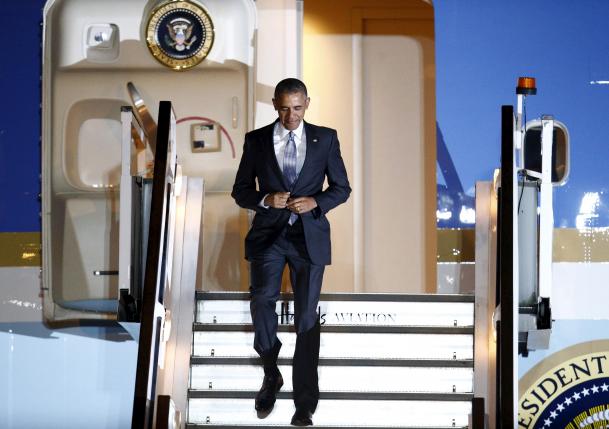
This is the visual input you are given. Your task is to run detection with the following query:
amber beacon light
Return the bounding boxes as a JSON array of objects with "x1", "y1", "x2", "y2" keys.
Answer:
[{"x1": 516, "y1": 76, "x2": 537, "y2": 95}]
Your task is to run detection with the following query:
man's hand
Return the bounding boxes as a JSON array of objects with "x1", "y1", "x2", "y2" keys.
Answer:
[
  {"x1": 287, "y1": 197, "x2": 318, "y2": 214},
  {"x1": 264, "y1": 192, "x2": 291, "y2": 209}
]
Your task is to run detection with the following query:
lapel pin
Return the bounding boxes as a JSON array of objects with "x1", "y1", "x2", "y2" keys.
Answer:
[{"x1": 313, "y1": 138, "x2": 318, "y2": 142}]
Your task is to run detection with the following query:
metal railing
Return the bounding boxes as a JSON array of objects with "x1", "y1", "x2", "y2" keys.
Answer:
[
  {"x1": 496, "y1": 104, "x2": 515, "y2": 428},
  {"x1": 131, "y1": 101, "x2": 178, "y2": 429}
]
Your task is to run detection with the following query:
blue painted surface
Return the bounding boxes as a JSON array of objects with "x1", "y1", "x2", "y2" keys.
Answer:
[
  {"x1": 435, "y1": 0, "x2": 609, "y2": 227},
  {"x1": 0, "y1": 1, "x2": 45, "y2": 232},
  {"x1": 0, "y1": 322, "x2": 138, "y2": 429},
  {"x1": 437, "y1": 123, "x2": 475, "y2": 228}
]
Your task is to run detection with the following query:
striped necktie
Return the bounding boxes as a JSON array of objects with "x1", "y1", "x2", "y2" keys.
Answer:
[{"x1": 283, "y1": 131, "x2": 298, "y2": 224}]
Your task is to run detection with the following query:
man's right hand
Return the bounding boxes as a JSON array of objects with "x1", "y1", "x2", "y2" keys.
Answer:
[{"x1": 264, "y1": 192, "x2": 291, "y2": 209}]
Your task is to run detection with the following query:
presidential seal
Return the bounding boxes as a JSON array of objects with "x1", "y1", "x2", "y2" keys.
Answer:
[
  {"x1": 146, "y1": 0, "x2": 214, "y2": 71},
  {"x1": 519, "y1": 340, "x2": 609, "y2": 429}
]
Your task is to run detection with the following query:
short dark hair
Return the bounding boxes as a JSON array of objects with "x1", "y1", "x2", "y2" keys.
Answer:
[{"x1": 274, "y1": 78, "x2": 308, "y2": 99}]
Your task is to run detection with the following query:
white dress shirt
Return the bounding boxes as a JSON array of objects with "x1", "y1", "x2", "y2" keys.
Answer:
[
  {"x1": 273, "y1": 120, "x2": 307, "y2": 175},
  {"x1": 259, "y1": 121, "x2": 307, "y2": 208}
]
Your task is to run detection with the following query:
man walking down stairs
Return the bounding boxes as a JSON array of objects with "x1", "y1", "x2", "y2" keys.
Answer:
[{"x1": 231, "y1": 78, "x2": 352, "y2": 426}]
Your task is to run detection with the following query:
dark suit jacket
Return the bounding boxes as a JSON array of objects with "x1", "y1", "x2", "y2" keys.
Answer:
[{"x1": 231, "y1": 120, "x2": 351, "y2": 266}]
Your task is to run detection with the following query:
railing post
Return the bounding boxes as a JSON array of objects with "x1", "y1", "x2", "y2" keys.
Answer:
[
  {"x1": 497, "y1": 105, "x2": 516, "y2": 428},
  {"x1": 471, "y1": 397, "x2": 486, "y2": 428}
]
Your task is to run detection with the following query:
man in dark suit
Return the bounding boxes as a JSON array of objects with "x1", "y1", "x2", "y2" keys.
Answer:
[{"x1": 232, "y1": 78, "x2": 351, "y2": 426}]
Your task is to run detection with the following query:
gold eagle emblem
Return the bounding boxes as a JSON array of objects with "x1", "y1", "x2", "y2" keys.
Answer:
[
  {"x1": 146, "y1": 1, "x2": 214, "y2": 71},
  {"x1": 165, "y1": 18, "x2": 197, "y2": 52}
]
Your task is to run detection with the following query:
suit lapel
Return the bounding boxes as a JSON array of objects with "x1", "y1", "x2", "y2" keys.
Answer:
[
  {"x1": 264, "y1": 121, "x2": 290, "y2": 189},
  {"x1": 265, "y1": 120, "x2": 318, "y2": 192},
  {"x1": 292, "y1": 121, "x2": 317, "y2": 191}
]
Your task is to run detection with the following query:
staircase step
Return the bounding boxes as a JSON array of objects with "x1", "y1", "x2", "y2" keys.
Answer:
[
  {"x1": 187, "y1": 426, "x2": 466, "y2": 429},
  {"x1": 190, "y1": 356, "x2": 474, "y2": 368},
  {"x1": 193, "y1": 323, "x2": 473, "y2": 335},
  {"x1": 196, "y1": 291, "x2": 475, "y2": 303},
  {"x1": 191, "y1": 364, "x2": 473, "y2": 393},
  {"x1": 197, "y1": 298, "x2": 473, "y2": 327},
  {"x1": 193, "y1": 331, "x2": 473, "y2": 360},
  {"x1": 189, "y1": 390, "x2": 473, "y2": 401},
  {"x1": 187, "y1": 398, "x2": 471, "y2": 427}
]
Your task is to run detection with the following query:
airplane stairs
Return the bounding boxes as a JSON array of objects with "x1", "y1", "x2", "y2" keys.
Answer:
[{"x1": 186, "y1": 292, "x2": 475, "y2": 428}]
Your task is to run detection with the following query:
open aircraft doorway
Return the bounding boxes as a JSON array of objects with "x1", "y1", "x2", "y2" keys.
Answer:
[{"x1": 303, "y1": 0, "x2": 438, "y2": 295}]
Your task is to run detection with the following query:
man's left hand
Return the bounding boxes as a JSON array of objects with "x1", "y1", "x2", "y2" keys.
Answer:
[{"x1": 287, "y1": 197, "x2": 317, "y2": 214}]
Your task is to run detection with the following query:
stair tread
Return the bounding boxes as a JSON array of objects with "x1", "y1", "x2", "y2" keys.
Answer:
[
  {"x1": 188, "y1": 390, "x2": 473, "y2": 401},
  {"x1": 190, "y1": 356, "x2": 474, "y2": 367},
  {"x1": 186, "y1": 420, "x2": 467, "y2": 429},
  {"x1": 196, "y1": 291, "x2": 474, "y2": 303},
  {"x1": 193, "y1": 331, "x2": 473, "y2": 360},
  {"x1": 188, "y1": 398, "x2": 470, "y2": 427},
  {"x1": 193, "y1": 323, "x2": 474, "y2": 334}
]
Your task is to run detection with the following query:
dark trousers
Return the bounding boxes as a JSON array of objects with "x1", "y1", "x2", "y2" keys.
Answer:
[{"x1": 249, "y1": 220, "x2": 324, "y2": 411}]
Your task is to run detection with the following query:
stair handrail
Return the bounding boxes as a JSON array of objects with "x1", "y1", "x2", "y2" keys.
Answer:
[
  {"x1": 131, "y1": 100, "x2": 177, "y2": 429},
  {"x1": 118, "y1": 106, "x2": 154, "y2": 322},
  {"x1": 496, "y1": 104, "x2": 517, "y2": 428}
]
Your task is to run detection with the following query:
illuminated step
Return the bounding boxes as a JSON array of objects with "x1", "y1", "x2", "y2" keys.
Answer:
[
  {"x1": 192, "y1": 331, "x2": 473, "y2": 360},
  {"x1": 189, "y1": 391, "x2": 472, "y2": 400},
  {"x1": 194, "y1": 323, "x2": 473, "y2": 334},
  {"x1": 190, "y1": 356, "x2": 474, "y2": 368},
  {"x1": 196, "y1": 292, "x2": 474, "y2": 303},
  {"x1": 187, "y1": 398, "x2": 471, "y2": 427},
  {"x1": 196, "y1": 292, "x2": 474, "y2": 327},
  {"x1": 186, "y1": 426, "x2": 465, "y2": 429},
  {"x1": 190, "y1": 364, "x2": 474, "y2": 393}
]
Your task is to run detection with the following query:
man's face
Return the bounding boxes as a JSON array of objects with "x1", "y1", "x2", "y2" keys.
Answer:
[{"x1": 272, "y1": 91, "x2": 310, "y2": 131}]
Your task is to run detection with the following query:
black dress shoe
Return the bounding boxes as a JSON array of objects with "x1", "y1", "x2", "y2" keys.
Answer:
[
  {"x1": 291, "y1": 407, "x2": 313, "y2": 426},
  {"x1": 255, "y1": 372, "x2": 284, "y2": 414}
]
